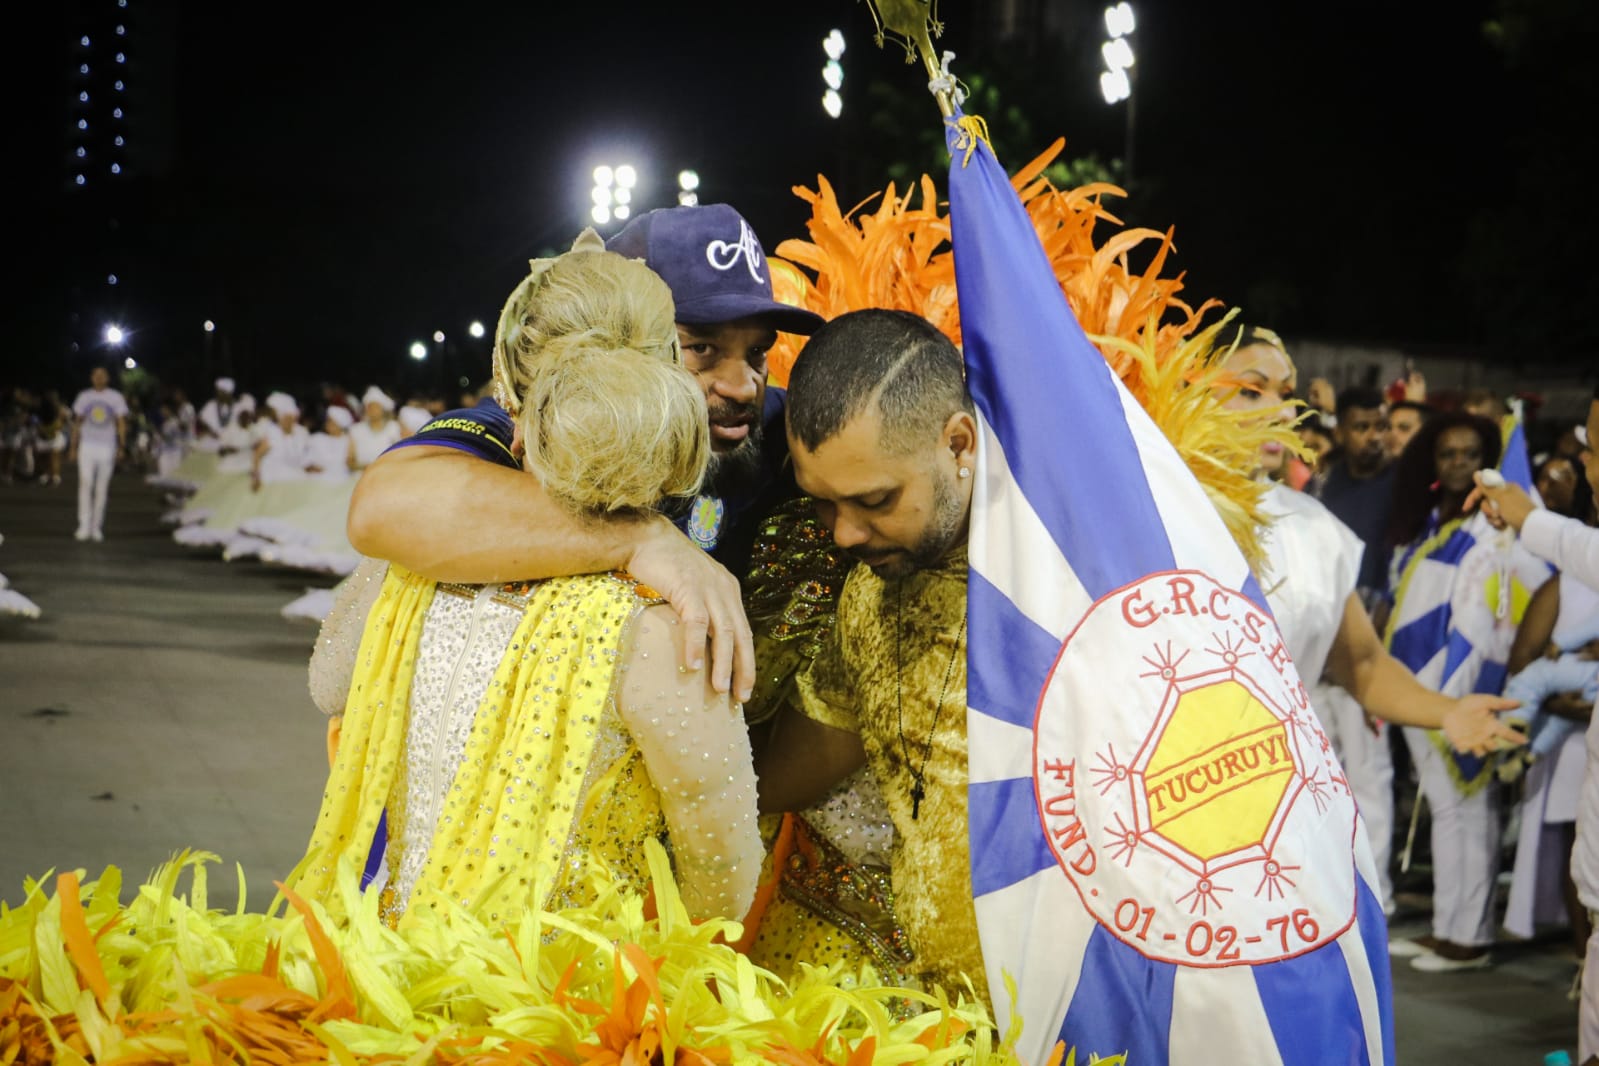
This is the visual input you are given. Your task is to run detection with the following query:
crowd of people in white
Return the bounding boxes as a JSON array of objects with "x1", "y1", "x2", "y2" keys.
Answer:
[
  {"x1": 154, "y1": 378, "x2": 447, "y2": 618},
  {"x1": 0, "y1": 373, "x2": 456, "y2": 624}
]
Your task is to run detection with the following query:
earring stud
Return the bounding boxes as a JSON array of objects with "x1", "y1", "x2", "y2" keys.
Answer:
[{"x1": 958, "y1": 467, "x2": 971, "y2": 479}]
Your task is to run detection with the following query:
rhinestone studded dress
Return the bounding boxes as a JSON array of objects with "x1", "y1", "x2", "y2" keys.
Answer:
[{"x1": 293, "y1": 565, "x2": 760, "y2": 930}]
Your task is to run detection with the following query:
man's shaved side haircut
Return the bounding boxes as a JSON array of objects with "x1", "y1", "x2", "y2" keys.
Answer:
[{"x1": 787, "y1": 309, "x2": 972, "y2": 455}]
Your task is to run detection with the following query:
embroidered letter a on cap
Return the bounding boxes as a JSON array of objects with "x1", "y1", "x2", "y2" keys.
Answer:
[{"x1": 706, "y1": 219, "x2": 765, "y2": 284}]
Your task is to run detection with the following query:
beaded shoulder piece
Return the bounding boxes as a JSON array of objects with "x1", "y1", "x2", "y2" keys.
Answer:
[{"x1": 741, "y1": 497, "x2": 853, "y2": 726}]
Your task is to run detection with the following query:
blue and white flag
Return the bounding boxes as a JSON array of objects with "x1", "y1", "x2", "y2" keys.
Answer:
[
  {"x1": 947, "y1": 114, "x2": 1394, "y2": 1065},
  {"x1": 1500, "y1": 412, "x2": 1535, "y2": 495},
  {"x1": 1386, "y1": 411, "x2": 1550, "y2": 792}
]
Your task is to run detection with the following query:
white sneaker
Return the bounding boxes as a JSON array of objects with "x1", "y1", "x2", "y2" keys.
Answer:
[
  {"x1": 1387, "y1": 937, "x2": 1434, "y2": 958},
  {"x1": 74, "y1": 529, "x2": 90, "y2": 542},
  {"x1": 90, "y1": 529, "x2": 104, "y2": 542},
  {"x1": 1410, "y1": 949, "x2": 1490, "y2": 972}
]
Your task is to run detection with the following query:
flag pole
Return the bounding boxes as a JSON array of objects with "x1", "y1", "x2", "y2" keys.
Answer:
[{"x1": 1400, "y1": 790, "x2": 1424, "y2": 874}]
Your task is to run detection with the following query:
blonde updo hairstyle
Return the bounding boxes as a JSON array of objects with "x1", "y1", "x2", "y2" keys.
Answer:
[{"x1": 493, "y1": 231, "x2": 709, "y2": 515}]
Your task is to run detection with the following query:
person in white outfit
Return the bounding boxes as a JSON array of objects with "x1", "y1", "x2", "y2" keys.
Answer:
[
  {"x1": 1217, "y1": 330, "x2": 1527, "y2": 950},
  {"x1": 307, "y1": 406, "x2": 355, "y2": 481},
  {"x1": 69, "y1": 367, "x2": 129, "y2": 541},
  {"x1": 396, "y1": 397, "x2": 432, "y2": 436},
  {"x1": 198, "y1": 378, "x2": 240, "y2": 440},
  {"x1": 1382, "y1": 410, "x2": 1553, "y2": 971},
  {"x1": 346, "y1": 387, "x2": 403, "y2": 471},
  {"x1": 173, "y1": 388, "x2": 197, "y2": 443},
  {"x1": 252, "y1": 392, "x2": 312, "y2": 488},
  {"x1": 215, "y1": 395, "x2": 257, "y2": 474},
  {"x1": 1471, "y1": 388, "x2": 1599, "y2": 1060}
]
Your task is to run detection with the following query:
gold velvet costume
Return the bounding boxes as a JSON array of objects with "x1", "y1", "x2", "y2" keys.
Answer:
[
  {"x1": 794, "y1": 544, "x2": 988, "y2": 1008},
  {"x1": 294, "y1": 564, "x2": 760, "y2": 929}
]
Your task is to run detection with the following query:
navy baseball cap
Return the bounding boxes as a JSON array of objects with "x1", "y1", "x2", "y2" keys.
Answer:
[{"x1": 606, "y1": 204, "x2": 824, "y2": 335}]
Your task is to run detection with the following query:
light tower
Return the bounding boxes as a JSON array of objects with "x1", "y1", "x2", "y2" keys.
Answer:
[
  {"x1": 1099, "y1": 3, "x2": 1137, "y2": 183},
  {"x1": 822, "y1": 29, "x2": 845, "y2": 118}
]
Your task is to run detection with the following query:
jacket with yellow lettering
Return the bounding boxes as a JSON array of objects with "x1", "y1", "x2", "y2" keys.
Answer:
[{"x1": 388, "y1": 397, "x2": 519, "y2": 468}]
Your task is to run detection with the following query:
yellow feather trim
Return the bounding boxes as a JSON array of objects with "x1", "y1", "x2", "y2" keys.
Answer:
[{"x1": 0, "y1": 845, "x2": 1043, "y2": 1066}]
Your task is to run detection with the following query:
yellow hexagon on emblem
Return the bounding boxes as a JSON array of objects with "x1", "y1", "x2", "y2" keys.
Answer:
[{"x1": 1139, "y1": 678, "x2": 1297, "y2": 863}]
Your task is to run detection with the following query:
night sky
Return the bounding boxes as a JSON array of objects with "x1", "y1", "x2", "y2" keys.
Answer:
[{"x1": 20, "y1": 0, "x2": 1596, "y2": 399}]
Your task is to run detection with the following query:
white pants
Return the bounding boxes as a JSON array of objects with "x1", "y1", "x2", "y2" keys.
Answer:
[
  {"x1": 1404, "y1": 725, "x2": 1500, "y2": 947},
  {"x1": 77, "y1": 442, "x2": 115, "y2": 535},
  {"x1": 1315, "y1": 681, "x2": 1395, "y2": 911}
]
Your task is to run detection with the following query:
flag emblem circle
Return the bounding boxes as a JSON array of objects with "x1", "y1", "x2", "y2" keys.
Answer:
[{"x1": 1031, "y1": 570, "x2": 1357, "y2": 967}]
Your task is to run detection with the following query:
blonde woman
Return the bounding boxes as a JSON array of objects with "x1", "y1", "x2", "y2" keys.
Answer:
[{"x1": 296, "y1": 232, "x2": 761, "y2": 928}]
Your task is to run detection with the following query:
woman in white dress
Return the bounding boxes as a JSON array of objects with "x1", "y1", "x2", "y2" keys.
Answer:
[
  {"x1": 177, "y1": 393, "x2": 315, "y2": 553},
  {"x1": 347, "y1": 387, "x2": 403, "y2": 471},
  {"x1": 169, "y1": 397, "x2": 257, "y2": 534},
  {"x1": 214, "y1": 397, "x2": 257, "y2": 474},
  {"x1": 1214, "y1": 328, "x2": 1526, "y2": 945},
  {"x1": 249, "y1": 406, "x2": 364, "y2": 573},
  {"x1": 252, "y1": 392, "x2": 312, "y2": 488},
  {"x1": 305, "y1": 406, "x2": 354, "y2": 481}
]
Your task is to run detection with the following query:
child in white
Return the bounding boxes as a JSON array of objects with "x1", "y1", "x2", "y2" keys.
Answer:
[{"x1": 70, "y1": 367, "x2": 129, "y2": 541}]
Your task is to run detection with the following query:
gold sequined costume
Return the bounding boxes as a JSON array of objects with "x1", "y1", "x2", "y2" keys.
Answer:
[
  {"x1": 294, "y1": 564, "x2": 761, "y2": 929},
  {"x1": 796, "y1": 545, "x2": 988, "y2": 1008}
]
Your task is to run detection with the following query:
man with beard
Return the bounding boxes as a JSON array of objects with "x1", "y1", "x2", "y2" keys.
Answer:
[
  {"x1": 345, "y1": 205, "x2": 822, "y2": 701},
  {"x1": 756, "y1": 309, "x2": 1519, "y2": 1007},
  {"x1": 755, "y1": 309, "x2": 986, "y2": 1003}
]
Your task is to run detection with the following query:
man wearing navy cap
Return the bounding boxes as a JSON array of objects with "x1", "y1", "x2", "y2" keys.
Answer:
[{"x1": 346, "y1": 204, "x2": 823, "y2": 701}]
